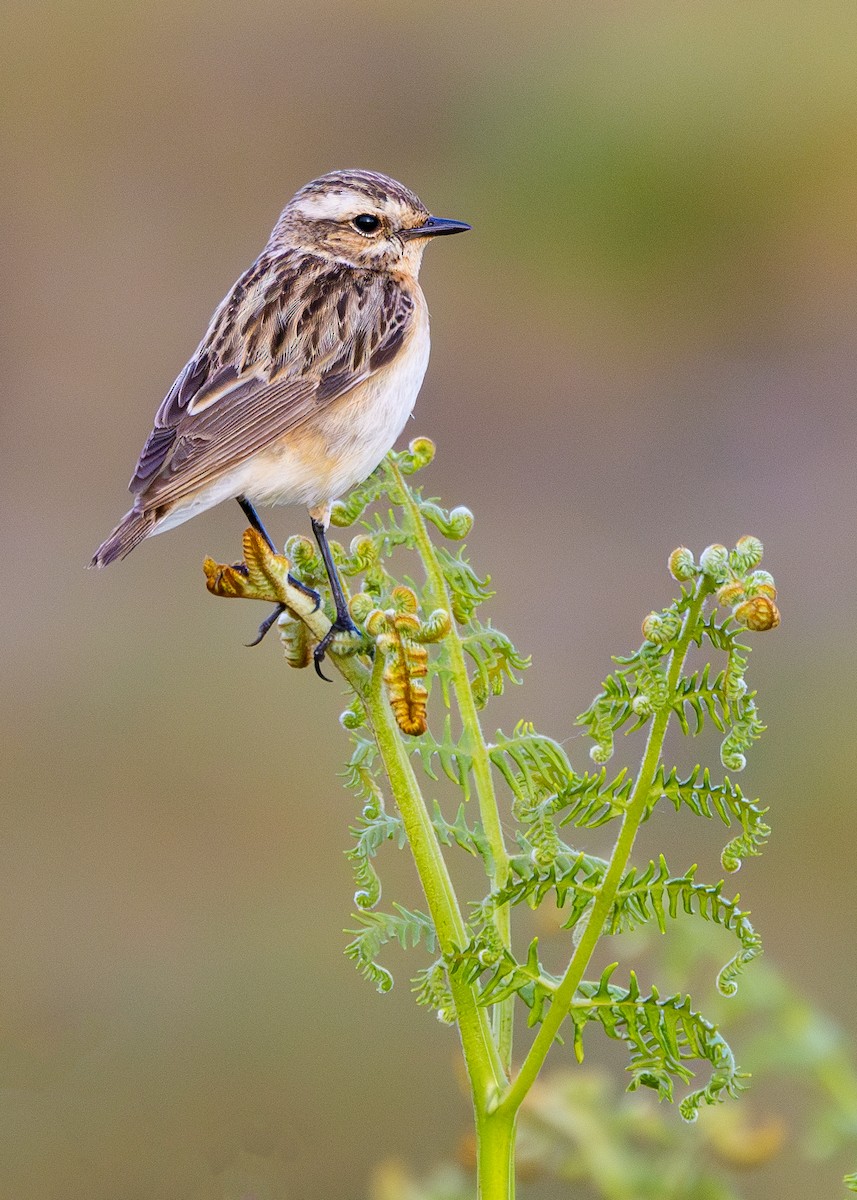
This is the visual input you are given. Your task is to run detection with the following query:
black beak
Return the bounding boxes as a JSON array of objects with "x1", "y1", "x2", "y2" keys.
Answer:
[{"x1": 402, "y1": 215, "x2": 472, "y2": 240}]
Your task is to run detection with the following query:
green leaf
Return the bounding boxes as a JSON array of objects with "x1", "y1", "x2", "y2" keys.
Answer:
[
  {"x1": 434, "y1": 545, "x2": 494, "y2": 624},
  {"x1": 576, "y1": 669, "x2": 637, "y2": 753},
  {"x1": 417, "y1": 498, "x2": 474, "y2": 541},
  {"x1": 412, "y1": 960, "x2": 456, "y2": 1024},
  {"x1": 451, "y1": 936, "x2": 557, "y2": 1027},
  {"x1": 345, "y1": 906, "x2": 437, "y2": 993},
  {"x1": 556, "y1": 767, "x2": 634, "y2": 828},
  {"x1": 605, "y1": 856, "x2": 763, "y2": 995},
  {"x1": 489, "y1": 722, "x2": 574, "y2": 803},
  {"x1": 412, "y1": 716, "x2": 474, "y2": 799},
  {"x1": 571, "y1": 966, "x2": 748, "y2": 1119},
  {"x1": 652, "y1": 766, "x2": 771, "y2": 871},
  {"x1": 345, "y1": 806, "x2": 405, "y2": 911},
  {"x1": 461, "y1": 622, "x2": 530, "y2": 707},
  {"x1": 431, "y1": 800, "x2": 491, "y2": 860},
  {"x1": 672, "y1": 663, "x2": 731, "y2": 735},
  {"x1": 328, "y1": 465, "x2": 391, "y2": 526},
  {"x1": 500, "y1": 851, "x2": 608, "y2": 925}
]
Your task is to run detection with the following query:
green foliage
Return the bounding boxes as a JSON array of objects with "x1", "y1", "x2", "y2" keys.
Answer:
[
  {"x1": 412, "y1": 959, "x2": 456, "y2": 1025},
  {"x1": 345, "y1": 905, "x2": 437, "y2": 994},
  {"x1": 570, "y1": 965, "x2": 747, "y2": 1121},
  {"x1": 319, "y1": 446, "x2": 782, "y2": 1138},
  {"x1": 373, "y1": 934, "x2": 857, "y2": 1199},
  {"x1": 493, "y1": 852, "x2": 761, "y2": 998},
  {"x1": 460, "y1": 623, "x2": 530, "y2": 708},
  {"x1": 430, "y1": 800, "x2": 491, "y2": 860},
  {"x1": 226, "y1": 442, "x2": 835, "y2": 1196},
  {"x1": 654, "y1": 765, "x2": 771, "y2": 873}
]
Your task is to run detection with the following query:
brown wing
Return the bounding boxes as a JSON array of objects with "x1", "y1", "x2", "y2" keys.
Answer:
[{"x1": 128, "y1": 251, "x2": 415, "y2": 511}]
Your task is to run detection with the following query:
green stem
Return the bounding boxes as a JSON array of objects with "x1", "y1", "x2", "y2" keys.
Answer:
[
  {"x1": 476, "y1": 1108, "x2": 517, "y2": 1200},
  {"x1": 360, "y1": 650, "x2": 507, "y2": 1103},
  {"x1": 498, "y1": 579, "x2": 712, "y2": 1117},
  {"x1": 389, "y1": 459, "x2": 515, "y2": 1072}
]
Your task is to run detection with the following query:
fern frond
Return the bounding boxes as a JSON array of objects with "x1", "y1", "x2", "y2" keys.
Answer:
[
  {"x1": 461, "y1": 622, "x2": 530, "y2": 707},
  {"x1": 577, "y1": 670, "x2": 636, "y2": 742},
  {"x1": 633, "y1": 644, "x2": 671, "y2": 707},
  {"x1": 412, "y1": 959, "x2": 456, "y2": 1024},
  {"x1": 671, "y1": 663, "x2": 731, "y2": 735},
  {"x1": 414, "y1": 720, "x2": 576, "y2": 811},
  {"x1": 345, "y1": 807, "x2": 405, "y2": 911},
  {"x1": 500, "y1": 851, "x2": 608, "y2": 925},
  {"x1": 431, "y1": 800, "x2": 491, "y2": 860},
  {"x1": 434, "y1": 545, "x2": 494, "y2": 624},
  {"x1": 417, "y1": 498, "x2": 474, "y2": 541},
  {"x1": 720, "y1": 694, "x2": 766, "y2": 773},
  {"x1": 556, "y1": 767, "x2": 634, "y2": 828},
  {"x1": 451, "y1": 936, "x2": 558, "y2": 1026},
  {"x1": 345, "y1": 906, "x2": 437, "y2": 993},
  {"x1": 576, "y1": 648, "x2": 675, "y2": 755},
  {"x1": 489, "y1": 722, "x2": 574, "y2": 803},
  {"x1": 496, "y1": 847, "x2": 761, "y2": 996},
  {"x1": 387, "y1": 435, "x2": 437, "y2": 477},
  {"x1": 328, "y1": 466, "x2": 391, "y2": 527},
  {"x1": 322, "y1": 472, "x2": 780, "y2": 1174},
  {"x1": 451, "y1": 948, "x2": 745, "y2": 1116},
  {"x1": 571, "y1": 966, "x2": 747, "y2": 1119},
  {"x1": 340, "y1": 732, "x2": 380, "y2": 803},
  {"x1": 653, "y1": 766, "x2": 771, "y2": 872},
  {"x1": 698, "y1": 614, "x2": 746, "y2": 655},
  {"x1": 518, "y1": 800, "x2": 564, "y2": 868},
  {"x1": 412, "y1": 715, "x2": 474, "y2": 798},
  {"x1": 604, "y1": 856, "x2": 763, "y2": 995},
  {"x1": 362, "y1": 507, "x2": 417, "y2": 558}
]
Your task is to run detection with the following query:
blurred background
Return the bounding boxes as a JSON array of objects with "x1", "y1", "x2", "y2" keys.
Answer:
[{"x1": 3, "y1": 0, "x2": 857, "y2": 1196}]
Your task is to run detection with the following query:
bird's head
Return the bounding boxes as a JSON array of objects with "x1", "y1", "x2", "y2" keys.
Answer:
[{"x1": 272, "y1": 169, "x2": 470, "y2": 274}]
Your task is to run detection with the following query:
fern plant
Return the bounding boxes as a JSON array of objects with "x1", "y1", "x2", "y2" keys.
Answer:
[
  {"x1": 370, "y1": 926, "x2": 857, "y2": 1197},
  {"x1": 203, "y1": 438, "x2": 793, "y2": 1200}
]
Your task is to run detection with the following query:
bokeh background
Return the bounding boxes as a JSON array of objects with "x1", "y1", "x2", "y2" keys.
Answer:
[{"x1": 3, "y1": 1, "x2": 857, "y2": 1196}]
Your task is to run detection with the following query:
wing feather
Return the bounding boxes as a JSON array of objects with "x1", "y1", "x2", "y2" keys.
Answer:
[{"x1": 127, "y1": 253, "x2": 416, "y2": 512}]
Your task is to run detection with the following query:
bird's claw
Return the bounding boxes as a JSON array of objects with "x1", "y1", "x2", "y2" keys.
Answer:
[
  {"x1": 246, "y1": 603, "x2": 286, "y2": 647},
  {"x1": 312, "y1": 617, "x2": 363, "y2": 682}
]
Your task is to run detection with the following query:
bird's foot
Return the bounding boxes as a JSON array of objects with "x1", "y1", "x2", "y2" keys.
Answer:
[
  {"x1": 313, "y1": 615, "x2": 363, "y2": 682},
  {"x1": 246, "y1": 603, "x2": 286, "y2": 647},
  {"x1": 246, "y1": 576, "x2": 320, "y2": 647},
  {"x1": 205, "y1": 529, "x2": 367, "y2": 678},
  {"x1": 287, "y1": 573, "x2": 322, "y2": 611}
]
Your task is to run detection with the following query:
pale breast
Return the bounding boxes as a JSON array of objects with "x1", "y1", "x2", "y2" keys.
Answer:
[{"x1": 243, "y1": 294, "x2": 431, "y2": 509}]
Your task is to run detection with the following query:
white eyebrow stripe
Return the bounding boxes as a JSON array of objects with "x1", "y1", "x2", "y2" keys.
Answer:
[{"x1": 291, "y1": 190, "x2": 371, "y2": 221}]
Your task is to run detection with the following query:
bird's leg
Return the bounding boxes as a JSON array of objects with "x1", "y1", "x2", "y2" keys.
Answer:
[
  {"x1": 235, "y1": 496, "x2": 321, "y2": 645},
  {"x1": 310, "y1": 514, "x2": 360, "y2": 680},
  {"x1": 236, "y1": 495, "x2": 277, "y2": 553}
]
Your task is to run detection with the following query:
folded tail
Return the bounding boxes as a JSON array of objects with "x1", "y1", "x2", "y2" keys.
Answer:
[{"x1": 90, "y1": 507, "x2": 158, "y2": 567}]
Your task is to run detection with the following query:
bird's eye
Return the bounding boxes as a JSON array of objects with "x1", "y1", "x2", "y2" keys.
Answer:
[{"x1": 352, "y1": 213, "x2": 381, "y2": 234}]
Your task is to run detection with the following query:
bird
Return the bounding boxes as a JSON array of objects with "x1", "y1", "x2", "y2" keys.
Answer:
[{"x1": 91, "y1": 168, "x2": 470, "y2": 674}]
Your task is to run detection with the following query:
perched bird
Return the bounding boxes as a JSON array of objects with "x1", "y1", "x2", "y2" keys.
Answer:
[{"x1": 92, "y1": 168, "x2": 470, "y2": 672}]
